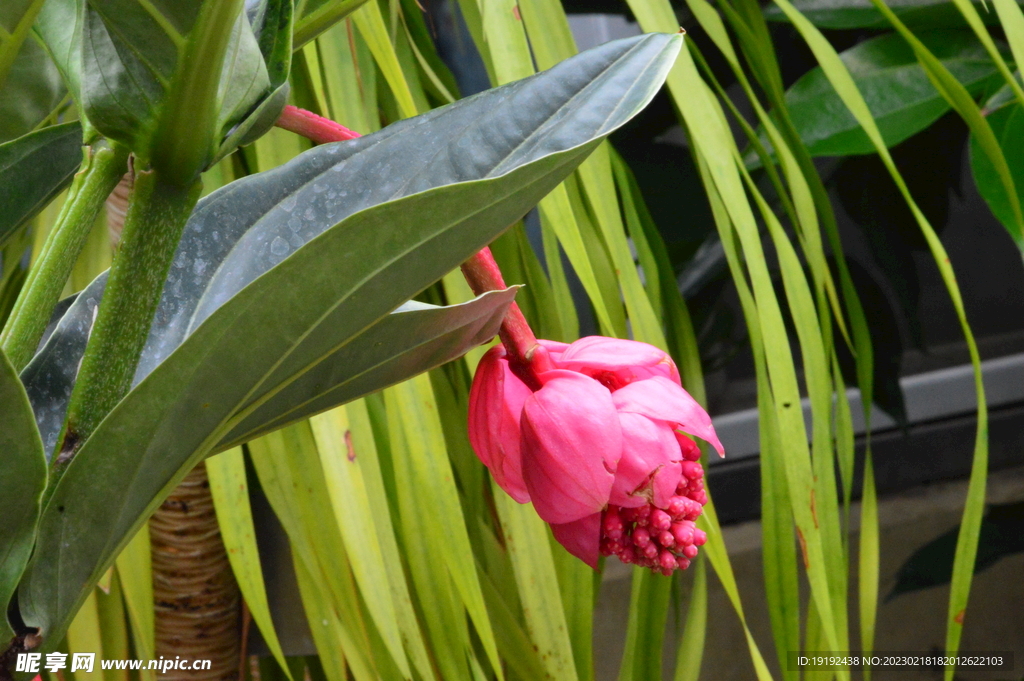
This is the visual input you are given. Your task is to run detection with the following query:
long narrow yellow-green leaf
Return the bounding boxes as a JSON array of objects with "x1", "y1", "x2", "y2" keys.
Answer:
[
  {"x1": 868, "y1": 0, "x2": 1024, "y2": 247},
  {"x1": 115, "y1": 527, "x2": 155, "y2": 681},
  {"x1": 312, "y1": 406, "x2": 438, "y2": 681},
  {"x1": 97, "y1": 574, "x2": 130, "y2": 681},
  {"x1": 947, "y1": 0, "x2": 1024, "y2": 109},
  {"x1": 537, "y1": 189, "x2": 619, "y2": 335},
  {"x1": 386, "y1": 375, "x2": 504, "y2": 678},
  {"x1": 250, "y1": 429, "x2": 382, "y2": 681},
  {"x1": 316, "y1": 20, "x2": 381, "y2": 133},
  {"x1": 477, "y1": 565, "x2": 549, "y2": 680},
  {"x1": 66, "y1": 590, "x2": 104, "y2": 681},
  {"x1": 697, "y1": 500, "x2": 776, "y2": 681},
  {"x1": 991, "y1": 0, "x2": 1024, "y2": 107},
  {"x1": 617, "y1": 570, "x2": 672, "y2": 681},
  {"x1": 770, "y1": 2, "x2": 989, "y2": 675},
  {"x1": 660, "y1": 37, "x2": 845, "y2": 670},
  {"x1": 858, "y1": 458, "x2": 880, "y2": 681},
  {"x1": 738, "y1": 154, "x2": 850, "y2": 655},
  {"x1": 0, "y1": 0, "x2": 47, "y2": 86},
  {"x1": 206, "y1": 448, "x2": 293, "y2": 679},
  {"x1": 673, "y1": 557, "x2": 707, "y2": 681},
  {"x1": 385, "y1": 386, "x2": 474, "y2": 681},
  {"x1": 577, "y1": 148, "x2": 668, "y2": 348},
  {"x1": 351, "y1": 0, "x2": 418, "y2": 118},
  {"x1": 292, "y1": 554, "x2": 363, "y2": 681},
  {"x1": 540, "y1": 221, "x2": 582, "y2": 341},
  {"x1": 493, "y1": 490, "x2": 579, "y2": 681},
  {"x1": 684, "y1": 0, "x2": 849, "y2": 346},
  {"x1": 711, "y1": 175, "x2": 796, "y2": 681}
]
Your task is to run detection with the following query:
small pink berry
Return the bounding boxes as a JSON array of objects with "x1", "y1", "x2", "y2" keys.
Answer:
[
  {"x1": 693, "y1": 528, "x2": 707, "y2": 546},
  {"x1": 672, "y1": 521, "x2": 694, "y2": 546},
  {"x1": 651, "y1": 509, "x2": 671, "y2": 531},
  {"x1": 681, "y1": 460, "x2": 703, "y2": 480},
  {"x1": 667, "y1": 496, "x2": 687, "y2": 516},
  {"x1": 633, "y1": 527, "x2": 651, "y2": 548}
]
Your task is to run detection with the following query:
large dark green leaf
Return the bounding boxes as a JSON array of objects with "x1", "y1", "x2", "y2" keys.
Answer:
[
  {"x1": 763, "y1": 0, "x2": 1023, "y2": 29},
  {"x1": 36, "y1": 0, "x2": 289, "y2": 183},
  {"x1": 757, "y1": 30, "x2": 1003, "y2": 160},
  {"x1": 0, "y1": 348, "x2": 47, "y2": 643},
  {"x1": 215, "y1": 0, "x2": 294, "y2": 160},
  {"x1": 217, "y1": 294, "x2": 519, "y2": 448},
  {"x1": 971, "y1": 103, "x2": 1024, "y2": 237},
  {"x1": 1, "y1": 0, "x2": 46, "y2": 80},
  {"x1": 33, "y1": 0, "x2": 86, "y2": 123},
  {"x1": 0, "y1": 37, "x2": 66, "y2": 144},
  {"x1": 0, "y1": 122, "x2": 83, "y2": 249},
  {"x1": 0, "y1": 0, "x2": 59, "y2": 143},
  {"x1": 16, "y1": 33, "x2": 682, "y2": 647}
]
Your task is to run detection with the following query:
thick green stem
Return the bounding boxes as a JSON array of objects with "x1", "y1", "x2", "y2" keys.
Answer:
[
  {"x1": 53, "y1": 170, "x2": 201, "y2": 474},
  {"x1": 0, "y1": 144, "x2": 129, "y2": 372}
]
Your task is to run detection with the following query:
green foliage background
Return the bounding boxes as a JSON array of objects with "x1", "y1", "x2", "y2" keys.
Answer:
[{"x1": 2, "y1": 0, "x2": 1021, "y2": 676}]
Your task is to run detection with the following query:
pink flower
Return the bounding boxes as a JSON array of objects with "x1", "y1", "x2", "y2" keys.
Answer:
[{"x1": 468, "y1": 336, "x2": 723, "y2": 574}]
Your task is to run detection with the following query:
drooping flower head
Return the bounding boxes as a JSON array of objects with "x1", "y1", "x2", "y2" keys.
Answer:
[{"x1": 468, "y1": 336, "x2": 723, "y2": 574}]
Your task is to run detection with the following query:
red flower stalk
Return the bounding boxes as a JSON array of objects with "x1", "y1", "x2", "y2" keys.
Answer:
[{"x1": 275, "y1": 106, "x2": 724, "y2": 574}]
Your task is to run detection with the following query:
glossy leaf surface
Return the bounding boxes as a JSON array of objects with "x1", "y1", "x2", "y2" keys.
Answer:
[
  {"x1": 762, "y1": 30, "x2": 1001, "y2": 160},
  {"x1": 0, "y1": 36, "x2": 66, "y2": 144},
  {"x1": 1, "y1": 0, "x2": 62, "y2": 141},
  {"x1": 0, "y1": 348, "x2": 46, "y2": 642},
  {"x1": 971, "y1": 103, "x2": 1024, "y2": 237},
  {"x1": 0, "y1": 122, "x2": 82, "y2": 249},
  {"x1": 36, "y1": 0, "x2": 289, "y2": 181},
  {"x1": 763, "y1": 0, "x2": 1023, "y2": 29},
  {"x1": 17, "y1": 33, "x2": 682, "y2": 646}
]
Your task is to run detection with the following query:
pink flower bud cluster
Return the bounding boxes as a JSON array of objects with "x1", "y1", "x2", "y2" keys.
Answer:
[
  {"x1": 600, "y1": 460, "x2": 709, "y2": 575},
  {"x1": 468, "y1": 336, "x2": 723, "y2": 574}
]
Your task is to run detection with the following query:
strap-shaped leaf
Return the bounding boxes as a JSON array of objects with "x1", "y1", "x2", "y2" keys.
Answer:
[
  {"x1": 0, "y1": 122, "x2": 82, "y2": 249},
  {"x1": 762, "y1": 0, "x2": 1014, "y2": 29},
  {"x1": 760, "y1": 30, "x2": 1004, "y2": 160},
  {"x1": 0, "y1": 348, "x2": 46, "y2": 643},
  {"x1": 17, "y1": 33, "x2": 682, "y2": 646},
  {"x1": 293, "y1": 0, "x2": 372, "y2": 49}
]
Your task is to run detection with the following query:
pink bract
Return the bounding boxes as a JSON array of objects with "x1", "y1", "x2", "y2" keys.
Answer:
[{"x1": 467, "y1": 336, "x2": 722, "y2": 574}]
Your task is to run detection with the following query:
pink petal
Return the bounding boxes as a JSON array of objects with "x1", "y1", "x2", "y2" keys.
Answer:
[
  {"x1": 651, "y1": 461, "x2": 683, "y2": 508},
  {"x1": 520, "y1": 371, "x2": 621, "y2": 524},
  {"x1": 557, "y1": 336, "x2": 680, "y2": 386},
  {"x1": 538, "y1": 339, "x2": 570, "y2": 363},
  {"x1": 609, "y1": 413, "x2": 683, "y2": 507},
  {"x1": 612, "y1": 376, "x2": 724, "y2": 456},
  {"x1": 468, "y1": 346, "x2": 532, "y2": 503},
  {"x1": 550, "y1": 513, "x2": 602, "y2": 569},
  {"x1": 676, "y1": 432, "x2": 702, "y2": 461}
]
